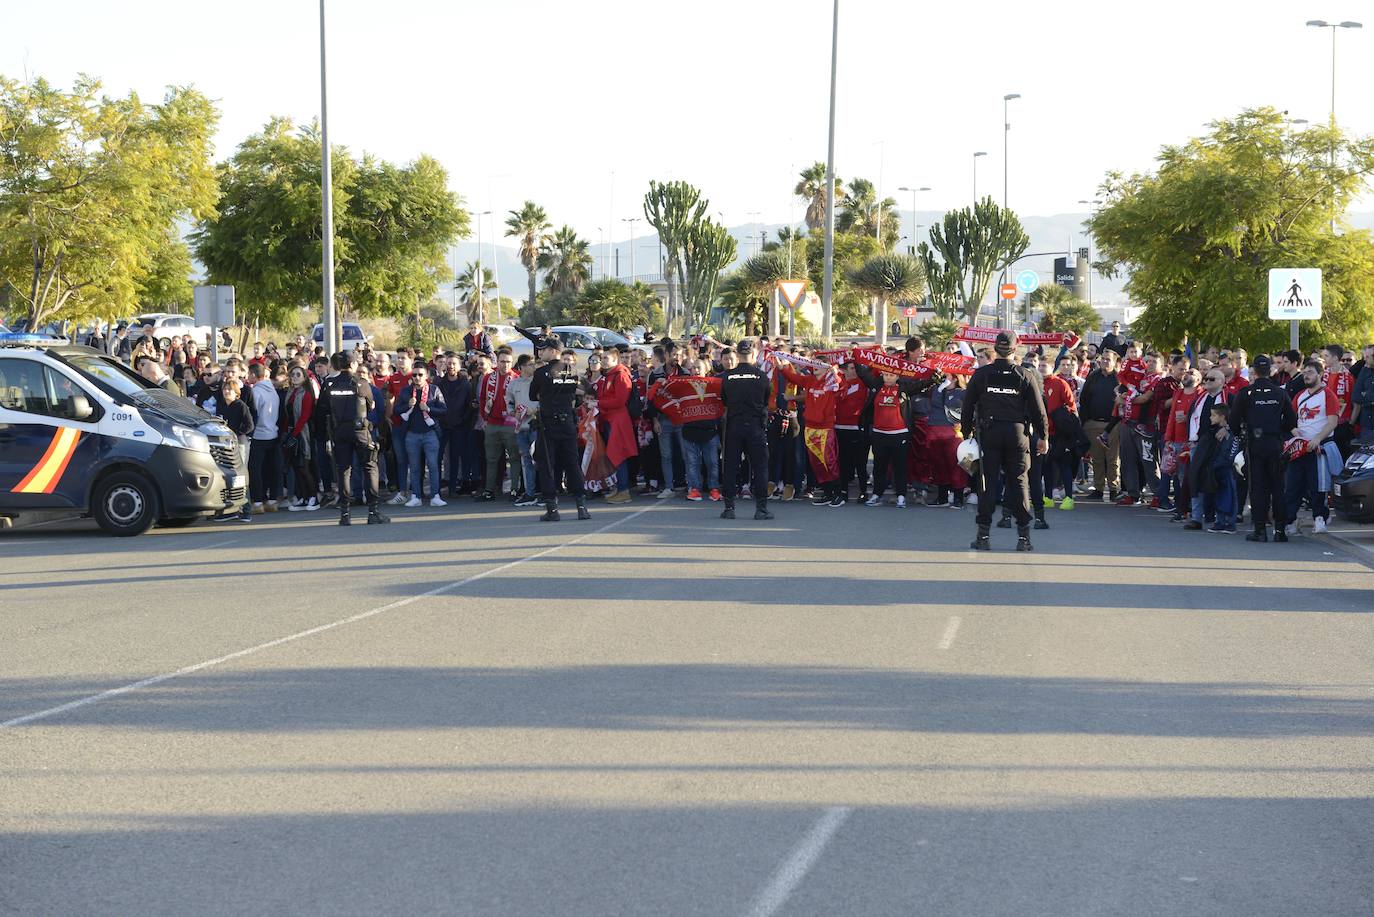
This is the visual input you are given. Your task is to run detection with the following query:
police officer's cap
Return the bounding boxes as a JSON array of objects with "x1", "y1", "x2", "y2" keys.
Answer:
[
  {"x1": 994, "y1": 330, "x2": 1018, "y2": 356},
  {"x1": 1253, "y1": 353, "x2": 1272, "y2": 373},
  {"x1": 736, "y1": 339, "x2": 755, "y2": 355}
]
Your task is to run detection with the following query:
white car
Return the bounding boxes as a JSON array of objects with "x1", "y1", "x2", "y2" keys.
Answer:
[
  {"x1": 504, "y1": 325, "x2": 654, "y2": 358},
  {"x1": 311, "y1": 323, "x2": 371, "y2": 348},
  {"x1": 129, "y1": 313, "x2": 216, "y2": 350}
]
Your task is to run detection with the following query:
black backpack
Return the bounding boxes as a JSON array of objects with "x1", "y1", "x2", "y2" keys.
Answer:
[{"x1": 626, "y1": 382, "x2": 644, "y2": 420}]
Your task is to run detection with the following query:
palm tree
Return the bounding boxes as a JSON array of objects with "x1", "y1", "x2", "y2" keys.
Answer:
[
  {"x1": 504, "y1": 201, "x2": 552, "y2": 314},
  {"x1": 849, "y1": 253, "x2": 926, "y2": 348},
  {"x1": 717, "y1": 271, "x2": 768, "y2": 337},
  {"x1": 836, "y1": 178, "x2": 901, "y2": 246},
  {"x1": 575, "y1": 279, "x2": 649, "y2": 330},
  {"x1": 454, "y1": 261, "x2": 497, "y2": 324},
  {"x1": 537, "y1": 225, "x2": 593, "y2": 295},
  {"x1": 794, "y1": 162, "x2": 844, "y2": 231}
]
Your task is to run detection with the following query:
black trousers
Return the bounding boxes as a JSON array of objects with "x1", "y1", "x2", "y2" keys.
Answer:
[
  {"x1": 870, "y1": 431, "x2": 908, "y2": 496},
  {"x1": 333, "y1": 432, "x2": 380, "y2": 509},
  {"x1": 1246, "y1": 437, "x2": 1286, "y2": 528},
  {"x1": 1001, "y1": 433, "x2": 1044, "y2": 516},
  {"x1": 723, "y1": 422, "x2": 769, "y2": 508},
  {"x1": 248, "y1": 437, "x2": 282, "y2": 503},
  {"x1": 976, "y1": 421, "x2": 1031, "y2": 527},
  {"x1": 536, "y1": 421, "x2": 585, "y2": 502},
  {"x1": 837, "y1": 428, "x2": 871, "y2": 493}
]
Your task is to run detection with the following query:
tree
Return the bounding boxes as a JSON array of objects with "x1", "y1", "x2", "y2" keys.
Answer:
[
  {"x1": 193, "y1": 118, "x2": 466, "y2": 336},
  {"x1": 1036, "y1": 294, "x2": 1103, "y2": 338},
  {"x1": 0, "y1": 77, "x2": 219, "y2": 327},
  {"x1": 681, "y1": 218, "x2": 737, "y2": 331},
  {"x1": 915, "y1": 316, "x2": 961, "y2": 350},
  {"x1": 805, "y1": 227, "x2": 881, "y2": 334},
  {"x1": 505, "y1": 201, "x2": 551, "y2": 312},
  {"x1": 848, "y1": 253, "x2": 925, "y2": 347},
  {"x1": 794, "y1": 162, "x2": 844, "y2": 231},
  {"x1": 1089, "y1": 107, "x2": 1374, "y2": 351},
  {"x1": 537, "y1": 225, "x2": 592, "y2": 295},
  {"x1": 919, "y1": 198, "x2": 1029, "y2": 324},
  {"x1": 454, "y1": 261, "x2": 496, "y2": 324},
  {"x1": 717, "y1": 271, "x2": 768, "y2": 337},
  {"x1": 574, "y1": 278, "x2": 649, "y2": 330},
  {"x1": 643, "y1": 180, "x2": 707, "y2": 333},
  {"x1": 837, "y1": 178, "x2": 900, "y2": 247}
]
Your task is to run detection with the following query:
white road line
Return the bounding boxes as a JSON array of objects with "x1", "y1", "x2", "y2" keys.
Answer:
[
  {"x1": 166, "y1": 538, "x2": 237, "y2": 557},
  {"x1": 0, "y1": 504, "x2": 658, "y2": 731},
  {"x1": 937, "y1": 614, "x2": 962, "y2": 650},
  {"x1": 744, "y1": 806, "x2": 852, "y2": 917}
]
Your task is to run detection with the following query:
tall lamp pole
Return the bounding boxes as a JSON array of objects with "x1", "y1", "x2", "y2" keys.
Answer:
[
  {"x1": 622, "y1": 217, "x2": 639, "y2": 281},
  {"x1": 1306, "y1": 19, "x2": 1362, "y2": 231},
  {"x1": 972, "y1": 152, "x2": 987, "y2": 205},
  {"x1": 474, "y1": 210, "x2": 491, "y2": 324},
  {"x1": 997, "y1": 93, "x2": 1020, "y2": 328},
  {"x1": 821, "y1": 0, "x2": 839, "y2": 341},
  {"x1": 319, "y1": 0, "x2": 337, "y2": 355},
  {"x1": 897, "y1": 186, "x2": 930, "y2": 255}
]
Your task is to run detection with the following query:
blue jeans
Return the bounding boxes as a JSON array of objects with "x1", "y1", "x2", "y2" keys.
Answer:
[
  {"x1": 1190, "y1": 466, "x2": 1235, "y2": 526},
  {"x1": 405, "y1": 427, "x2": 441, "y2": 498},
  {"x1": 658, "y1": 420, "x2": 683, "y2": 490},
  {"x1": 682, "y1": 435, "x2": 720, "y2": 492},
  {"x1": 1284, "y1": 451, "x2": 1328, "y2": 523},
  {"x1": 516, "y1": 428, "x2": 538, "y2": 496},
  {"x1": 615, "y1": 461, "x2": 630, "y2": 491},
  {"x1": 391, "y1": 426, "x2": 410, "y2": 495}
]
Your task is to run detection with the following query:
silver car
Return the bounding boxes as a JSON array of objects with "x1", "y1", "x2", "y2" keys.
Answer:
[{"x1": 503, "y1": 325, "x2": 654, "y2": 358}]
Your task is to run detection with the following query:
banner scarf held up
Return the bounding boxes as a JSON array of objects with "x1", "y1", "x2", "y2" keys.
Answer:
[
  {"x1": 804, "y1": 345, "x2": 974, "y2": 379},
  {"x1": 953, "y1": 325, "x2": 1081, "y2": 348},
  {"x1": 647, "y1": 376, "x2": 725, "y2": 426}
]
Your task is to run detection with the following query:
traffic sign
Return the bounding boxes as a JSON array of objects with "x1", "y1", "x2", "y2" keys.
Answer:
[
  {"x1": 902, "y1": 306, "x2": 917, "y2": 318},
  {"x1": 1015, "y1": 270, "x2": 1040, "y2": 294},
  {"x1": 777, "y1": 279, "x2": 808, "y2": 310},
  {"x1": 1000, "y1": 283, "x2": 1018, "y2": 300},
  {"x1": 1268, "y1": 268, "x2": 1322, "y2": 320}
]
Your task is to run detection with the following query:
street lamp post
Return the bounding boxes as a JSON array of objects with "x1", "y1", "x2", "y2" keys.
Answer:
[
  {"x1": 897, "y1": 185, "x2": 930, "y2": 255},
  {"x1": 622, "y1": 217, "x2": 639, "y2": 281},
  {"x1": 1306, "y1": 19, "x2": 1362, "y2": 232},
  {"x1": 474, "y1": 210, "x2": 491, "y2": 324},
  {"x1": 972, "y1": 152, "x2": 987, "y2": 205},
  {"x1": 997, "y1": 93, "x2": 1021, "y2": 328},
  {"x1": 319, "y1": 0, "x2": 337, "y2": 356},
  {"x1": 821, "y1": 0, "x2": 839, "y2": 341},
  {"x1": 1077, "y1": 200, "x2": 1103, "y2": 307}
]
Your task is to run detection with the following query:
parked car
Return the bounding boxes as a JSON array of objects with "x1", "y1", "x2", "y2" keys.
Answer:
[
  {"x1": 128, "y1": 313, "x2": 216, "y2": 350},
  {"x1": 504, "y1": 325, "x2": 653, "y2": 359},
  {"x1": 310, "y1": 322, "x2": 371, "y2": 348},
  {"x1": 1331, "y1": 441, "x2": 1374, "y2": 524}
]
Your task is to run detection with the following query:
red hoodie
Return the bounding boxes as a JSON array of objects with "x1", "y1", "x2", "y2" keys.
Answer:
[
  {"x1": 478, "y1": 370, "x2": 517, "y2": 426},
  {"x1": 777, "y1": 362, "x2": 840, "y2": 429},
  {"x1": 870, "y1": 385, "x2": 906, "y2": 435},
  {"x1": 1043, "y1": 374, "x2": 1077, "y2": 437},
  {"x1": 834, "y1": 375, "x2": 869, "y2": 430}
]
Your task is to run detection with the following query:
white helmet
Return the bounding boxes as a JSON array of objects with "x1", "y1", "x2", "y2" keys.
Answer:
[
  {"x1": 956, "y1": 438, "x2": 981, "y2": 474},
  {"x1": 1233, "y1": 451, "x2": 1246, "y2": 477}
]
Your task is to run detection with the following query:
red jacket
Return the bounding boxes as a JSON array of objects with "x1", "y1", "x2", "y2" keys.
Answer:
[
  {"x1": 478, "y1": 370, "x2": 517, "y2": 426},
  {"x1": 1043, "y1": 374, "x2": 1077, "y2": 437},
  {"x1": 834, "y1": 376, "x2": 869, "y2": 429},
  {"x1": 870, "y1": 385, "x2": 905, "y2": 435},
  {"x1": 777, "y1": 362, "x2": 840, "y2": 429},
  {"x1": 595, "y1": 363, "x2": 638, "y2": 466},
  {"x1": 1165, "y1": 388, "x2": 1202, "y2": 443}
]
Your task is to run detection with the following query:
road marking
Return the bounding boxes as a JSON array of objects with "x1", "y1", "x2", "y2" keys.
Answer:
[
  {"x1": 0, "y1": 504, "x2": 657, "y2": 731},
  {"x1": 937, "y1": 615, "x2": 962, "y2": 650},
  {"x1": 744, "y1": 806, "x2": 851, "y2": 917},
  {"x1": 166, "y1": 538, "x2": 237, "y2": 557}
]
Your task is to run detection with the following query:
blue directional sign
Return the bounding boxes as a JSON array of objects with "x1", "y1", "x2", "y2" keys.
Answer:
[{"x1": 1015, "y1": 270, "x2": 1040, "y2": 294}]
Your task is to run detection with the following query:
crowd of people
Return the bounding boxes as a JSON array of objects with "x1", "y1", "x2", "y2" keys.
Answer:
[{"x1": 104, "y1": 318, "x2": 1374, "y2": 542}]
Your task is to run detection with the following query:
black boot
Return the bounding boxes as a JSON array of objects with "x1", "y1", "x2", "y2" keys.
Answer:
[
  {"x1": 339, "y1": 509, "x2": 351, "y2": 526},
  {"x1": 1245, "y1": 526, "x2": 1268, "y2": 543},
  {"x1": 996, "y1": 513, "x2": 1013, "y2": 529},
  {"x1": 1016, "y1": 525, "x2": 1033, "y2": 552},
  {"x1": 1033, "y1": 512, "x2": 1049, "y2": 530},
  {"x1": 721, "y1": 502, "x2": 736, "y2": 520},
  {"x1": 1274, "y1": 525, "x2": 1289, "y2": 543},
  {"x1": 541, "y1": 501, "x2": 560, "y2": 522},
  {"x1": 367, "y1": 506, "x2": 390, "y2": 525},
  {"x1": 576, "y1": 496, "x2": 591, "y2": 521},
  {"x1": 970, "y1": 524, "x2": 990, "y2": 551},
  {"x1": 754, "y1": 501, "x2": 774, "y2": 521}
]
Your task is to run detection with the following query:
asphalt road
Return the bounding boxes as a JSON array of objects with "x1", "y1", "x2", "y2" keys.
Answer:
[{"x1": 2, "y1": 494, "x2": 1372, "y2": 916}]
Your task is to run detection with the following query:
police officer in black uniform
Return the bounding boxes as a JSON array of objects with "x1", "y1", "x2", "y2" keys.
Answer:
[
  {"x1": 961, "y1": 331, "x2": 1048, "y2": 551},
  {"x1": 528, "y1": 336, "x2": 590, "y2": 522},
  {"x1": 1228, "y1": 353, "x2": 1297, "y2": 542},
  {"x1": 718, "y1": 339, "x2": 773, "y2": 520},
  {"x1": 321, "y1": 351, "x2": 389, "y2": 526}
]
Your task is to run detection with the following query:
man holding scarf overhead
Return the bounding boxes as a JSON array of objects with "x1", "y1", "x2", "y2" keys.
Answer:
[{"x1": 776, "y1": 353, "x2": 844, "y2": 507}]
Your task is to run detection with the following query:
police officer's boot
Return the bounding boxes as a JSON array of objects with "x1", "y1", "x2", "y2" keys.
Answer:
[
  {"x1": 1016, "y1": 525, "x2": 1034, "y2": 552},
  {"x1": 721, "y1": 500, "x2": 736, "y2": 520},
  {"x1": 576, "y1": 496, "x2": 591, "y2": 520},
  {"x1": 996, "y1": 512, "x2": 1013, "y2": 529},
  {"x1": 1274, "y1": 524, "x2": 1289, "y2": 543},
  {"x1": 970, "y1": 524, "x2": 990, "y2": 551},
  {"x1": 339, "y1": 507, "x2": 351, "y2": 526},
  {"x1": 754, "y1": 498, "x2": 773, "y2": 521},
  {"x1": 1033, "y1": 508, "x2": 1049, "y2": 530},
  {"x1": 367, "y1": 505, "x2": 390, "y2": 525},
  {"x1": 1246, "y1": 524, "x2": 1268, "y2": 543},
  {"x1": 541, "y1": 500, "x2": 560, "y2": 522}
]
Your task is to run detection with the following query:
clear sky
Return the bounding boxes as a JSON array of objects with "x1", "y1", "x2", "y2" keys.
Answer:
[{"x1": 5, "y1": 0, "x2": 1370, "y2": 246}]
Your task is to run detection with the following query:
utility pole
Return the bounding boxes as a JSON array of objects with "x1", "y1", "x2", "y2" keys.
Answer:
[
  {"x1": 319, "y1": 0, "x2": 337, "y2": 355},
  {"x1": 821, "y1": 0, "x2": 839, "y2": 341}
]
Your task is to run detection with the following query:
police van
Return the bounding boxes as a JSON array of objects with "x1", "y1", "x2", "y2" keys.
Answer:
[{"x1": 0, "y1": 334, "x2": 247, "y2": 536}]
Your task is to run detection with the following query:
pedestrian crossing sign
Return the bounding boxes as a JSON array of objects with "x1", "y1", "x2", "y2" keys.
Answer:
[{"x1": 1268, "y1": 268, "x2": 1321, "y2": 320}]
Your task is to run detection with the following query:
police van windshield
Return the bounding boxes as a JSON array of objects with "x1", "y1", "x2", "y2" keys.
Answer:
[{"x1": 62, "y1": 353, "x2": 150, "y2": 398}]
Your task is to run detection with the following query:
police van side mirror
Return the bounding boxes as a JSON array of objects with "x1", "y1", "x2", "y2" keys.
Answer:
[{"x1": 68, "y1": 394, "x2": 94, "y2": 421}]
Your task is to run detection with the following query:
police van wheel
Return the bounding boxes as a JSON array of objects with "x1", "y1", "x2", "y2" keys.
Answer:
[
  {"x1": 158, "y1": 516, "x2": 199, "y2": 529},
  {"x1": 93, "y1": 471, "x2": 161, "y2": 537}
]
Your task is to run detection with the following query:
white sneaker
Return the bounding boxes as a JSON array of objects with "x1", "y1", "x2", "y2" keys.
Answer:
[
  {"x1": 657, "y1": 488, "x2": 673, "y2": 499},
  {"x1": 304, "y1": 497, "x2": 320, "y2": 512},
  {"x1": 251, "y1": 502, "x2": 264, "y2": 514},
  {"x1": 388, "y1": 493, "x2": 408, "y2": 506},
  {"x1": 430, "y1": 495, "x2": 447, "y2": 507},
  {"x1": 404, "y1": 495, "x2": 423, "y2": 508},
  {"x1": 1314, "y1": 516, "x2": 1328, "y2": 534},
  {"x1": 967, "y1": 494, "x2": 978, "y2": 506},
  {"x1": 864, "y1": 494, "x2": 882, "y2": 507},
  {"x1": 896, "y1": 496, "x2": 906, "y2": 509},
  {"x1": 287, "y1": 500, "x2": 307, "y2": 512}
]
